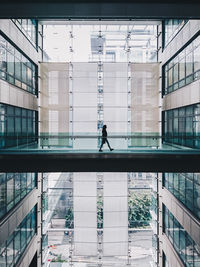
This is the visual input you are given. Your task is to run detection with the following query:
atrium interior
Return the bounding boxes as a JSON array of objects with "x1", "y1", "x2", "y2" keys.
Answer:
[{"x1": 0, "y1": 12, "x2": 200, "y2": 267}]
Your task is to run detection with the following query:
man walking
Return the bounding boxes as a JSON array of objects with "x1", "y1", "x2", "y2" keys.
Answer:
[{"x1": 99, "y1": 125, "x2": 114, "y2": 152}]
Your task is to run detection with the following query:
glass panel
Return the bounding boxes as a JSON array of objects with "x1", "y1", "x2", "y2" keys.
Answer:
[
  {"x1": 0, "y1": 173, "x2": 6, "y2": 218},
  {"x1": 21, "y1": 173, "x2": 27, "y2": 198},
  {"x1": 0, "y1": 33, "x2": 36, "y2": 94},
  {"x1": 179, "y1": 56, "x2": 185, "y2": 81},
  {"x1": 7, "y1": 174, "x2": 14, "y2": 210},
  {"x1": 27, "y1": 173, "x2": 32, "y2": 192},
  {"x1": 168, "y1": 212, "x2": 173, "y2": 243},
  {"x1": 179, "y1": 174, "x2": 186, "y2": 204},
  {"x1": 185, "y1": 176, "x2": 193, "y2": 210},
  {"x1": 185, "y1": 234, "x2": 194, "y2": 266},
  {"x1": 194, "y1": 44, "x2": 200, "y2": 79},
  {"x1": 15, "y1": 173, "x2": 21, "y2": 204},
  {"x1": 173, "y1": 218, "x2": 180, "y2": 251},
  {"x1": 0, "y1": 242, "x2": 6, "y2": 267},
  {"x1": 7, "y1": 52, "x2": 14, "y2": 77},
  {"x1": 180, "y1": 228, "x2": 186, "y2": 263},
  {"x1": 26, "y1": 214, "x2": 32, "y2": 243},
  {"x1": 14, "y1": 229, "x2": 21, "y2": 263},
  {"x1": 20, "y1": 220, "x2": 27, "y2": 251},
  {"x1": 7, "y1": 235, "x2": 14, "y2": 266},
  {"x1": 174, "y1": 63, "x2": 179, "y2": 83},
  {"x1": 173, "y1": 173, "x2": 179, "y2": 199},
  {"x1": 15, "y1": 56, "x2": 22, "y2": 84}
]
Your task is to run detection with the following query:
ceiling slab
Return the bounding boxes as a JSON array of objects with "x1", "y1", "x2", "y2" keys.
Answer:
[{"x1": 0, "y1": 1, "x2": 200, "y2": 19}]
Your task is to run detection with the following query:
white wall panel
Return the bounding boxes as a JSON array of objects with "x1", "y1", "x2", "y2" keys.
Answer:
[
  {"x1": 73, "y1": 63, "x2": 98, "y2": 133},
  {"x1": 40, "y1": 63, "x2": 69, "y2": 135},
  {"x1": 73, "y1": 173, "x2": 97, "y2": 256},
  {"x1": 131, "y1": 63, "x2": 159, "y2": 135},
  {"x1": 103, "y1": 173, "x2": 128, "y2": 256}
]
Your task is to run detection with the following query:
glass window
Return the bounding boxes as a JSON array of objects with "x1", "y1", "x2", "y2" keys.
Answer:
[
  {"x1": 14, "y1": 229, "x2": 21, "y2": 264},
  {"x1": 180, "y1": 228, "x2": 186, "y2": 263},
  {"x1": 179, "y1": 56, "x2": 185, "y2": 81},
  {"x1": 26, "y1": 213, "x2": 32, "y2": 243},
  {"x1": 164, "y1": 205, "x2": 169, "y2": 235},
  {"x1": 0, "y1": 34, "x2": 37, "y2": 94},
  {"x1": 12, "y1": 19, "x2": 37, "y2": 47},
  {"x1": 21, "y1": 173, "x2": 27, "y2": 198},
  {"x1": 173, "y1": 218, "x2": 180, "y2": 251},
  {"x1": 7, "y1": 174, "x2": 14, "y2": 210},
  {"x1": 168, "y1": 67, "x2": 173, "y2": 88},
  {"x1": 194, "y1": 43, "x2": 200, "y2": 80},
  {"x1": 32, "y1": 207, "x2": 37, "y2": 234},
  {"x1": 15, "y1": 117, "x2": 21, "y2": 135},
  {"x1": 7, "y1": 52, "x2": 14, "y2": 76},
  {"x1": 21, "y1": 63, "x2": 27, "y2": 90},
  {"x1": 15, "y1": 173, "x2": 21, "y2": 204},
  {"x1": 7, "y1": 234, "x2": 14, "y2": 266},
  {"x1": 163, "y1": 206, "x2": 200, "y2": 266},
  {"x1": 168, "y1": 173, "x2": 174, "y2": 193},
  {"x1": 179, "y1": 174, "x2": 186, "y2": 204},
  {"x1": 194, "y1": 182, "x2": 200, "y2": 219},
  {"x1": 0, "y1": 242, "x2": 6, "y2": 267},
  {"x1": 164, "y1": 34, "x2": 200, "y2": 95},
  {"x1": 173, "y1": 173, "x2": 179, "y2": 199},
  {"x1": 27, "y1": 173, "x2": 32, "y2": 192},
  {"x1": 0, "y1": 44, "x2": 7, "y2": 79},
  {"x1": 0, "y1": 103, "x2": 38, "y2": 149},
  {"x1": 168, "y1": 212, "x2": 174, "y2": 243},
  {"x1": 27, "y1": 67, "x2": 32, "y2": 87},
  {"x1": 185, "y1": 234, "x2": 194, "y2": 266},
  {"x1": 186, "y1": 52, "x2": 193, "y2": 83},
  {"x1": 185, "y1": 177, "x2": 193, "y2": 210},
  {"x1": 15, "y1": 56, "x2": 21, "y2": 87},
  {"x1": 20, "y1": 220, "x2": 27, "y2": 251},
  {"x1": 0, "y1": 205, "x2": 37, "y2": 266},
  {"x1": 193, "y1": 243, "x2": 200, "y2": 267},
  {"x1": 164, "y1": 20, "x2": 188, "y2": 47},
  {"x1": 0, "y1": 173, "x2": 6, "y2": 218},
  {"x1": 174, "y1": 63, "x2": 179, "y2": 84}
]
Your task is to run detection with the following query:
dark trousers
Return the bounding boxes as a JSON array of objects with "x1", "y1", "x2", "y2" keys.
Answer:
[{"x1": 99, "y1": 138, "x2": 111, "y2": 150}]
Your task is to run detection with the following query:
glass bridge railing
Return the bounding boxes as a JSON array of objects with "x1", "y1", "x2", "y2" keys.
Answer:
[{"x1": 0, "y1": 133, "x2": 200, "y2": 152}]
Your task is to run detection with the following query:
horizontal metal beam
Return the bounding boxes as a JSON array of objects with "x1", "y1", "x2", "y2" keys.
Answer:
[
  {"x1": 0, "y1": 2, "x2": 200, "y2": 19},
  {"x1": 0, "y1": 151, "x2": 200, "y2": 172}
]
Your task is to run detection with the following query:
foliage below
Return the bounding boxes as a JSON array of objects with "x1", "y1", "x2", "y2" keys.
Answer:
[
  {"x1": 65, "y1": 192, "x2": 152, "y2": 229},
  {"x1": 128, "y1": 192, "x2": 152, "y2": 228}
]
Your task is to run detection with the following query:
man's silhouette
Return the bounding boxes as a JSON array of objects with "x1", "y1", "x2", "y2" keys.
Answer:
[{"x1": 99, "y1": 125, "x2": 114, "y2": 152}]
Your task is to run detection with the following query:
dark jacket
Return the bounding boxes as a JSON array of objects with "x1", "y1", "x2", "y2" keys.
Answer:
[{"x1": 102, "y1": 128, "x2": 107, "y2": 138}]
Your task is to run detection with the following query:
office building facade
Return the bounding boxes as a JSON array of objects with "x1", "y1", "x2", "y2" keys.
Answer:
[
  {"x1": 159, "y1": 20, "x2": 200, "y2": 267},
  {"x1": 0, "y1": 19, "x2": 42, "y2": 267}
]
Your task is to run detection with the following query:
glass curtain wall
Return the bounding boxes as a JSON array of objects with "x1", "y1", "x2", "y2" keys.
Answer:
[
  {"x1": 43, "y1": 24, "x2": 158, "y2": 63},
  {"x1": 0, "y1": 103, "x2": 38, "y2": 148},
  {"x1": 163, "y1": 19, "x2": 188, "y2": 48},
  {"x1": 0, "y1": 34, "x2": 38, "y2": 95},
  {"x1": 163, "y1": 205, "x2": 200, "y2": 267},
  {"x1": 163, "y1": 35, "x2": 200, "y2": 95},
  {"x1": 42, "y1": 23, "x2": 158, "y2": 147},
  {"x1": 0, "y1": 173, "x2": 37, "y2": 219},
  {"x1": 0, "y1": 205, "x2": 37, "y2": 267},
  {"x1": 12, "y1": 19, "x2": 38, "y2": 48},
  {"x1": 42, "y1": 172, "x2": 154, "y2": 266},
  {"x1": 163, "y1": 103, "x2": 200, "y2": 148},
  {"x1": 163, "y1": 173, "x2": 200, "y2": 220}
]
